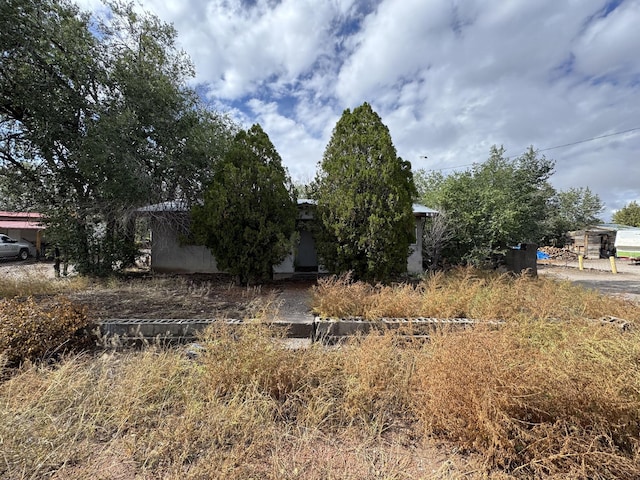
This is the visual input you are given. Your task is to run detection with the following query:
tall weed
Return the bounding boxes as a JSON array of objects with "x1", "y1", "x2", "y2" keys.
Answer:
[
  {"x1": 410, "y1": 320, "x2": 640, "y2": 477},
  {"x1": 0, "y1": 296, "x2": 92, "y2": 365},
  {"x1": 2, "y1": 322, "x2": 640, "y2": 478},
  {"x1": 313, "y1": 268, "x2": 640, "y2": 322}
]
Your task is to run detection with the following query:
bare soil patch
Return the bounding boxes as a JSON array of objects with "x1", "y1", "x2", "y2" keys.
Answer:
[
  {"x1": 538, "y1": 258, "x2": 640, "y2": 303},
  {"x1": 0, "y1": 261, "x2": 314, "y2": 321},
  {"x1": 68, "y1": 273, "x2": 315, "y2": 321}
]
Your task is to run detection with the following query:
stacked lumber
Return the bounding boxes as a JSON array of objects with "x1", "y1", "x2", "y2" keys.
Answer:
[{"x1": 539, "y1": 246, "x2": 579, "y2": 261}]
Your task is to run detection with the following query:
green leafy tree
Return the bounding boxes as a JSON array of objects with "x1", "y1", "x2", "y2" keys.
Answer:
[
  {"x1": 544, "y1": 187, "x2": 604, "y2": 244},
  {"x1": 292, "y1": 179, "x2": 318, "y2": 200},
  {"x1": 612, "y1": 201, "x2": 640, "y2": 227},
  {"x1": 191, "y1": 125, "x2": 297, "y2": 285},
  {"x1": 315, "y1": 102, "x2": 416, "y2": 281},
  {"x1": 417, "y1": 146, "x2": 555, "y2": 264},
  {"x1": 0, "y1": 0, "x2": 232, "y2": 274}
]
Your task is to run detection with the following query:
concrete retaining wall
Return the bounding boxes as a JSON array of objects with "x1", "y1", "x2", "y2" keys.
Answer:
[{"x1": 99, "y1": 316, "x2": 496, "y2": 344}]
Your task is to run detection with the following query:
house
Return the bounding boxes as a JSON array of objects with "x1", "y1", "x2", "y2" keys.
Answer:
[
  {"x1": 0, "y1": 211, "x2": 45, "y2": 256},
  {"x1": 138, "y1": 200, "x2": 438, "y2": 277}
]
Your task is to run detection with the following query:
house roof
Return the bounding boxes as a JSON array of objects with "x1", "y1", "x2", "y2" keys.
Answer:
[
  {"x1": 596, "y1": 223, "x2": 638, "y2": 231},
  {"x1": 0, "y1": 211, "x2": 42, "y2": 218},
  {"x1": 568, "y1": 224, "x2": 639, "y2": 236},
  {"x1": 412, "y1": 204, "x2": 439, "y2": 217},
  {"x1": 0, "y1": 211, "x2": 44, "y2": 230},
  {"x1": 138, "y1": 200, "x2": 439, "y2": 216},
  {"x1": 0, "y1": 220, "x2": 44, "y2": 230}
]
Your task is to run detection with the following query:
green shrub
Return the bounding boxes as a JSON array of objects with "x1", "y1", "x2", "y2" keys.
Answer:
[{"x1": 0, "y1": 297, "x2": 93, "y2": 365}]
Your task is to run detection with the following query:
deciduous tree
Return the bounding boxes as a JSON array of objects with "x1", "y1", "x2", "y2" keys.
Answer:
[
  {"x1": 544, "y1": 187, "x2": 604, "y2": 244},
  {"x1": 417, "y1": 146, "x2": 555, "y2": 264},
  {"x1": 612, "y1": 201, "x2": 640, "y2": 227},
  {"x1": 0, "y1": 0, "x2": 232, "y2": 274}
]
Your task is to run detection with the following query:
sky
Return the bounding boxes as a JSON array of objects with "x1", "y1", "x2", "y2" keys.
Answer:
[{"x1": 76, "y1": 0, "x2": 640, "y2": 220}]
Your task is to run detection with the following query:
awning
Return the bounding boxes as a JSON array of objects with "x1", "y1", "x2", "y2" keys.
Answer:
[{"x1": 0, "y1": 220, "x2": 44, "y2": 230}]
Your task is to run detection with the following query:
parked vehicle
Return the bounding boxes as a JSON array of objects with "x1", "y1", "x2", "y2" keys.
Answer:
[
  {"x1": 614, "y1": 229, "x2": 640, "y2": 259},
  {"x1": 0, "y1": 234, "x2": 37, "y2": 260}
]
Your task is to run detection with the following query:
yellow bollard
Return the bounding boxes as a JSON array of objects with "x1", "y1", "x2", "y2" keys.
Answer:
[
  {"x1": 578, "y1": 254, "x2": 584, "y2": 271},
  {"x1": 610, "y1": 256, "x2": 618, "y2": 274}
]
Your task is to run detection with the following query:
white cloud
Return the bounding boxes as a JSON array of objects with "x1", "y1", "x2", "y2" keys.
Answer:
[
  {"x1": 132, "y1": 0, "x2": 351, "y2": 99},
  {"x1": 246, "y1": 99, "x2": 327, "y2": 181},
  {"x1": 73, "y1": 0, "x2": 640, "y2": 218},
  {"x1": 573, "y1": 0, "x2": 640, "y2": 82}
]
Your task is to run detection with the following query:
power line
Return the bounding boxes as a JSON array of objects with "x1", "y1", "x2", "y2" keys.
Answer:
[
  {"x1": 537, "y1": 127, "x2": 640, "y2": 153},
  {"x1": 424, "y1": 126, "x2": 640, "y2": 172}
]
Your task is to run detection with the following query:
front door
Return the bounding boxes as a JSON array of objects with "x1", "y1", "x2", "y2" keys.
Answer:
[{"x1": 295, "y1": 229, "x2": 318, "y2": 272}]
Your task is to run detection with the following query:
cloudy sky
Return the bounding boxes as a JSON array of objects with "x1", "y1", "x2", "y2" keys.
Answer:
[{"x1": 77, "y1": 0, "x2": 639, "y2": 220}]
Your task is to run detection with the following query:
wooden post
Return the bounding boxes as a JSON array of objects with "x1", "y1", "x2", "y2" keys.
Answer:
[
  {"x1": 609, "y1": 256, "x2": 618, "y2": 274},
  {"x1": 36, "y1": 230, "x2": 42, "y2": 260}
]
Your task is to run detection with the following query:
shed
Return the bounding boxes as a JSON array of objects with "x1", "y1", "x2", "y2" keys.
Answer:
[{"x1": 566, "y1": 224, "x2": 633, "y2": 259}]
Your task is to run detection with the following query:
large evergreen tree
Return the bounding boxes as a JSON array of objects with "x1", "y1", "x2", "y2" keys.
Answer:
[
  {"x1": 612, "y1": 201, "x2": 640, "y2": 227},
  {"x1": 191, "y1": 124, "x2": 297, "y2": 285},
  {"x1": 0, "y1": 0, "x2": 232, "y2": 274},
  {"x1": 315, "y1": 102, "x2": 416, "y2": 282}
]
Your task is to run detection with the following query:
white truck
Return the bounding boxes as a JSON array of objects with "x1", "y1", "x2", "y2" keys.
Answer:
[{"x1": 0, "y1": 234, "x2": 36, "y2": 260}]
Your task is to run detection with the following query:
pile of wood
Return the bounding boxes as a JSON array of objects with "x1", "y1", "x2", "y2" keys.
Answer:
[{"x1": 539, "y1": 246, "x2": 579, "y2": 261}]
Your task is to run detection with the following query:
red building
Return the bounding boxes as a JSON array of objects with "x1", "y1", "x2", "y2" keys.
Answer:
[{"x1": 0, "y1": 211, "x2": 45, "y2": 255}]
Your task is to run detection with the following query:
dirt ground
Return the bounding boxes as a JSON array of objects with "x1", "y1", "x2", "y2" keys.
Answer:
[
  {"x1": 3, "y1": 257, "x2": 639, "y2": 320},
  {"x1": 0, "y1": 259, "x2": 315, "y2": 321},
  {"x1": 538, "y1": 257, "x2": 640, "y2": 303}
]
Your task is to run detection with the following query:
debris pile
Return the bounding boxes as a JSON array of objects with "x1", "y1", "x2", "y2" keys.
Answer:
[{"x1": 538, "y1": 246, "x2": 579, "y2": 261}]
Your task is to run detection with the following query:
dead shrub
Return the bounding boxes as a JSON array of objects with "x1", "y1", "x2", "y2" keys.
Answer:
[
  {"x1": 312, "y1": 268, "x2": 640, "y2": 324},
  {"x1": 0, "y1": 296, "x2": 93, "y2": 365},
  {"x1": 410, "y1": 320, "x2": 640, "y2": 477},
  {"x1": 339, "y1": 332, "x2": 415, "y2": 430}
]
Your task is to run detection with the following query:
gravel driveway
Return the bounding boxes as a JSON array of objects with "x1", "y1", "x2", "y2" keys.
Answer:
[
  {"x1": 0, "y1": 259, "x2": 57, "y2": 280},
  {"x1": 538, "y1": 258, "x2": 640, "y2": 302}
]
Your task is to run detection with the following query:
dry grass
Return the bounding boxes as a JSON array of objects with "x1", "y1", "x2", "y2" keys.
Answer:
[
  {"x1": 410, "y1": 320, "x2": 640, "y2": 478},
  {"x1": 312, "y1": 268, "x2": 640, "y2": 322},
  {"x1": 0, "y1": 327, "x2": 465, "y2": 479},
  {"x1": 2, "y1": 319, "x2": 640, "y2": 478},
  {"x1": 2, "y1": 268, "x2": 640, "y2": 478},
  {"x1": 0, "y1": 267, "x2": 89, "y2": 298}
]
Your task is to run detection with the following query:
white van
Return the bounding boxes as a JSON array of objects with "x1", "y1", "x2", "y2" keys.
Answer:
[{"x1": 614, "y1": 229, "x2": 640, "y2": 258}]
